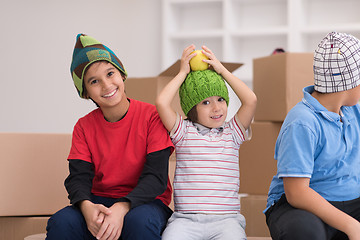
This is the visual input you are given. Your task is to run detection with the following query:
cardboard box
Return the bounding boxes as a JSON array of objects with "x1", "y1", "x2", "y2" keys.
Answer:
[
  {"x1": 125, "y1": 60, "x2": 243, "y2": 115},
  {"x1": 0, "y1": 216, "x2": 49, "y2": 240},
  {"x1": 247, "y1": 238, "x2": 271, "y2": 240},
  {"x1": 241, "y1": 195, "x2": 270, "y2": 237},
  {"x1": 0, "y1": 133, "x2": 71, "y2": 216},
  {"x1": 253, "y1": 53, "x2": 314, "y2": 122},
  {"x1": 240, "y1": 122, "x2": 282, "y2": 195}
]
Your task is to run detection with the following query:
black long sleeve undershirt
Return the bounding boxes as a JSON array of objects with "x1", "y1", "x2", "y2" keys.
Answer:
[
  {"x1": 64, "y1": 159, "x2": 94, "y2": 206},
  {"x1": 64, "y1": 147, "x2": 171, "y2": 209}
]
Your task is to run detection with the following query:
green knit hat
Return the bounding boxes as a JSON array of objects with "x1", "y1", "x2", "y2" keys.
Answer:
[
  {"x1": 179, "y1": 70, "x2": 229, "y2": 116},
  {"x1": 70, "y1": 33, "x2": 127, "y2": 98}
]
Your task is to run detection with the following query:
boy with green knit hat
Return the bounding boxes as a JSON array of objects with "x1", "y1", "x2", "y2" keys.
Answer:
[
  {"x1": 46, "y1": 34, "x2": 174, "y2": 240},
  {"x1": 156, "y1": 44, "x2": 257, "y2": 240}
]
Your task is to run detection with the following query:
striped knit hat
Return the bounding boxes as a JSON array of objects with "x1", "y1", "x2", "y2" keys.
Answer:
[
  {"x1": 179, "y1": 70, "x2": 229, "y2": 116},
  {"x1": 70, "y1": 34, "x2": 127, "y2": 98},
  {"x1": 314, "y1": 32, "x2": 360, "y2": 93}
]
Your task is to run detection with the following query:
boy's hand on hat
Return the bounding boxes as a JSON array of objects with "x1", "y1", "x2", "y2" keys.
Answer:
[
  {"x1": 180, "y1": 44, "x2": 196, "y2": 75},
  {"x1": 201, "y1": 45, "x2": 225, "y2": 75}
]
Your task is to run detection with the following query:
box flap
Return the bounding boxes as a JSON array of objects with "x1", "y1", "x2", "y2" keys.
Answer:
[
  {"x1": 221, "y1": 62, "x2": 244, "y2": 73},
  {"x1": 159, "y1": 60, "x2": 243, "y2": 77},
  {"x1": 159, "y1": 60, "x2": 181, "y2": 77}
]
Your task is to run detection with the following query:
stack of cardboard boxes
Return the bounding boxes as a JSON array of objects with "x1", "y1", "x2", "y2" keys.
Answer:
[
  {"x1": 0, "y1": 133, "x2": 71, "y2": 239},
  {"x1": 239, "y1": 52, "x2": 314, "y2": 237}
]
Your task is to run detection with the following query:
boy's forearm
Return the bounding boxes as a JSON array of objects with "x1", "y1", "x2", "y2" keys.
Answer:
[
  {"x1": 296, "y1": 189, "x2": 359, "y2": 236},
  {"x1": 156, "y1": 71, "x2": 187, "y2": 106},
  {"x1": 221, "y1": 69, "x2": 256, "y2": 107},
  {"x1": 284, "y1": 177, "x2": 360, "y2": 237},
  {"x1": 222, "y1": 68, "x2": 256, "y2": 129},
  {"x1": 156, "y1": 72, "x2": 187, "y2": 131}
]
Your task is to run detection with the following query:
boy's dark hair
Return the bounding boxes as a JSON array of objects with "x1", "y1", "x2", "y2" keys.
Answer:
[{"x1": 186, "y1": 105, "x2": 198, "y2": 123}]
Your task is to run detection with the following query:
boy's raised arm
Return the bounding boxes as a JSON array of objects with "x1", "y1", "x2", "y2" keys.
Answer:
[
  {"x1": 156, "y1": 44, "x2": 196, "y2": 132},
  {"x1": 220, "y1": 67, "x2": 257, "y2": 130},
  {"x1": 202, "y1": 45, "x2": 257, "y2": 130}
]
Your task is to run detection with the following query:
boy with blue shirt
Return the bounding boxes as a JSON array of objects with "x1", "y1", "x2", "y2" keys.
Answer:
[{"x1": 265, "y1": 32, "x2": 360, "y2": 240}]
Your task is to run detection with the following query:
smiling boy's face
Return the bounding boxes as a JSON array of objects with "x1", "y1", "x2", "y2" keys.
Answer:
[
  {"x1": 83, "y1": 61, "x2": 126, "y2": 109},
  {"x1": 195, "y1": 95, "x2": 228, "y2": 129}
]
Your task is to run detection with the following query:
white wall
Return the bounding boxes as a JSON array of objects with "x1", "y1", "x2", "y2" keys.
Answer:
[{"x1": 0, "y1": 0, "x2": 162, "y2": 133}]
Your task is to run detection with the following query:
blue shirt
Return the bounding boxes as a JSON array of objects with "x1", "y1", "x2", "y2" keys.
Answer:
[{"x1": 265, "y1": 86, "x2": 360, "y2": 212}]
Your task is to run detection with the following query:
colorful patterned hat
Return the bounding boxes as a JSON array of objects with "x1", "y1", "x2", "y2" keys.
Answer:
[
  {"x1": 70, "y1": 34, "x2": 127, "y2": 98},
  {"x1": 179, "y1": 69, "x2": 229, "y2": 116},
  {"x1": 314, "y1": 32, "x2": 360, "y2": 93}
]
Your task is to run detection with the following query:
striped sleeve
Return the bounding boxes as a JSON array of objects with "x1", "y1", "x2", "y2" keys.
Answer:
[
  {"x1": 170, "y1": 113, "x2": 186, "y2": 146},
  {"x1": 230, "y1": 115, "x2": 252, "y2": 145}
]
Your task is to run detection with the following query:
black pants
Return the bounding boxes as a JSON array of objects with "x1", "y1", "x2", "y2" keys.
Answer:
[{"x1": 265, "y1": 194, "x2": 360, "y2": 240}]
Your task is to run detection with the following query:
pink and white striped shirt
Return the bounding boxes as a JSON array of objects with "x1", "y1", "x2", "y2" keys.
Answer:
[{"x1": 170, "y1": 114, "x2": 250, "y2": 214}]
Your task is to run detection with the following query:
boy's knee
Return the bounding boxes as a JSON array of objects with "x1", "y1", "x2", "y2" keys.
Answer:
[
  {"x1": 46, "y1": 206, "x2": 87, "y2": 239},
  {"x1": 122, "y1": 202, "x2": 169, "y2": 239},
  {"x1": 50, "y1": 206, "x2": 82, "y2": 225},
  {"x1": 282, "y1": 224, "x2": 325, "y2": 240},
  {"x1": 279, "y1": 211, "x2": 327, "y2": 240},
  {"x1": 268, "y1": 205, "x2": 328, "y2": 240},
  {"x1": 124, "y1": 207, "x2": 159, "y2": 229},
  {"x1": 122, "y1": 213, "x2": 160, "y2": 240}
]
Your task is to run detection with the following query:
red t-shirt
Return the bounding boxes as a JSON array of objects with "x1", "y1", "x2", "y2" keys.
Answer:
[{"x1": 68, "y1": 99, "x2": 174, "y2": 205}]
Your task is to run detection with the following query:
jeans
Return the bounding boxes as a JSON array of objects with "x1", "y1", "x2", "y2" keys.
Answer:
[{"x1": 46, "y1": 196, "x2": 172, "y2": 240}]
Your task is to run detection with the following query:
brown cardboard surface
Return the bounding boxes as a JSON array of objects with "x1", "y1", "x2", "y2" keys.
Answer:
[
  {"x1": 240, "y1": 122, "x2": 282, "y2": 195},
  {"x1": 253, "y1": 53, "x2": 314, "y2": 122},
  {"x1": 125, "y1": 77, "x2": 159, "y2": 104},
  {"x1": 241, "y1": 195, "x2": 270, "y2": 237},
  {"x1": 0, "y1": 216, "x2": 49, "y2": 240},
  {"x1": 0, "y1": 133, "x2": 71, "y2": 216},
  {"x1": 125, "y1": 76, "x2": 184, "y2": 117},
  {"x1": 247, "y1": 238, "x2": 272, "y2": 240}
]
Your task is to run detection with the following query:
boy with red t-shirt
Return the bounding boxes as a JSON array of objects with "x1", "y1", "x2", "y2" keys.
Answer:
[{"x1": 46, "y1": 34, "x2": 174, "y2": 240}]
